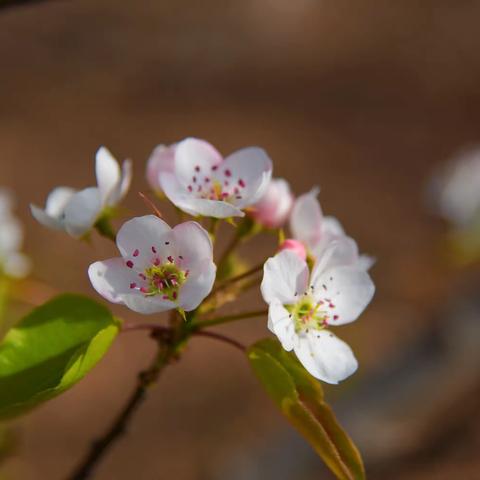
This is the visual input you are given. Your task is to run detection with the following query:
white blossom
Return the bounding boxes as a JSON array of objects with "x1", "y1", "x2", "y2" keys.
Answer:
[
  {"x1": 88, "y1": 215, "x2": 216, "y2": 314},
  {"x1": 261, "y1": 240, "x2": 375, "y2": 384},
  {"x1": 31, "y1": 147, "x2": 131, "y2": 238},
  {"x1": 157, "y1": 137, "x2": 273, "y2": 218}
]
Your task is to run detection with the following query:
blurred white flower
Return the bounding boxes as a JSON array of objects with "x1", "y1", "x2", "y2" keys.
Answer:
[
  {"x1": 261, "y1": 239, "x2": 375, "y2": 384},
  {"x1": 157, "y1": 137, "x2": 273, "y2": 218},
  {"x1": 31, "y1": 147, "x2": 132, "y2": 238},
  {"x1": 88, "y1": 215, "x2": 216, "y2": 314},
  {"x1": 290, "y1": 188, "x2": 374, "y2": 270},
  {"x1": 429, "y1": 147, "x2": 480, "y2": 228},
  {"x1": 249, "y1": 178, "x2": 294, "y2": 228},
  {"x1": 0, "y1": 189, "x2": 31, "y2": 278}
]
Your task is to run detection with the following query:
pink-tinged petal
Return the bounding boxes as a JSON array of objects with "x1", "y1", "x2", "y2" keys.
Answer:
[
  {"x1": 294, "y1": 331, "x2": 358, "y2": 384},
  {"x1": 174, "y1": 138, "x2": 223, "y2": 188},
  {"x1": 146, "y1": 144, "x2": 176, "y2": 191},
  {"x1": 278, "y1": 239, "x2": 307, "y2": 261},
  {"x1": 171, "y1": 221, "x2": 213, "y2": 269},
  {"x1": 223, "y1": 147, "x2": 273, "y2": 206},
  {"x1": 64, "y1": 187, "x2": 102, "y2": 237},
  {"x1": 261, "y1": 250, "x2": 309, "y2": 305},
  {"x1": 268, "y1": 300, "x2": 295, "y2": 351},
  {"x1": 95, "y1": 146, "x2": 121, "y2": 205},
  {"x1": 116, "y1": 215, "x2": 172, "y2": 266},
  {"x1": 290, "y1": 188, "x2": 323, "y2": 250},
  {"x1": 178, "y1": 259, "x2": 216, "y2": 311},
  {"x1": 251, "y1": 178, "x2": 294, "y2": 228},
  {"x1": 311, "y1": 265, "x2": 375, "y2": 326},
  {"x1": 88, "y1": 257, "x2": 138, "y2": 304}
]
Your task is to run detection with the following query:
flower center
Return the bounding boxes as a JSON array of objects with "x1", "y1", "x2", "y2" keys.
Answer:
[
  {"x1": 186, "y1": 164, "x2": 247, "y2": 203},
  {"x1": 286, "y1": 295, "x2": 328, "y2": 333}
]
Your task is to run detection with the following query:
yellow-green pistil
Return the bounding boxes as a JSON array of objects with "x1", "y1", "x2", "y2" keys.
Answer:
[{"x1": 286, "y1": 295, "x2": 328, "y2": 333}]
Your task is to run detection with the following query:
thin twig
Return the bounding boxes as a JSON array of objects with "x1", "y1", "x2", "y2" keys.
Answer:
[
  {"x1": 67, "y1": 331, "x2": 176, "y2": 480},
  {"x1": 192, "y1": 330, "x2": 246, "y2": 353},
  {"x1": 207, "y1": 262, "x2": 264, "y2": 302},
  {"x1": 192, "y1": 309, "x2": 268, "y2": 329}
]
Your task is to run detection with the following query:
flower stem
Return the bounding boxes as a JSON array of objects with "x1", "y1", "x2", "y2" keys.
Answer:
[
  {"x1": 95, "y1": 217, "x2": 116, "y2": 242},
  {"x1": 192, "y1": 309, "x2": 268, "y2": 329},
  {"x1": 209, "y1": 262, "x2": 264, "y2": 300},
  {"x1": 192, "y1": 330, "x2": 246, "y2": 352},
  {"x1": 67, "y1": 326, "x2": 179, "y2": 480}
]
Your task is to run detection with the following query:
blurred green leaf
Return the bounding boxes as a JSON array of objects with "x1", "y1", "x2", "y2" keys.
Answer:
[
  {"x1": 248, "y1": 338, "x2": 365, "y2": 480},
  {"x1": 0, "y1": 294, "x2": 120, "y2": 420}
]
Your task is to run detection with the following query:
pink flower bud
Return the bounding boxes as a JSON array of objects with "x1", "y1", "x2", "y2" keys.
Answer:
[
  {"x1": 278, "y1": 238, "x2": 307, "y2": 261},
  {"x1": 250, "y1": 178, "x2": 294, "y2": 228}
]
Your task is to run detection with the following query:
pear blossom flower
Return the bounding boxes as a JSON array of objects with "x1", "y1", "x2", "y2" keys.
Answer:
[
  {"x1": 31, "y1": 147, "x2": 132, "y2": 238},
  {"x1": 0, "y1": 189, "x2": 31, "y2": 278},
  {"x1": 146, "y1": 144, "x2": 176, "y2": 193},
  {"x1": 261, "y1": 239, "x2": 375, "y2": 384},
  {"x1": 249, "y1": 178, "x2": 294, "y2": 228},
  {"x1": 88, "y1": 215, "x2": 216, "y2": 314},
  {"x1": 158, "y1": 137, "x2": 273, "y2": 218},
  {"x1": 290, "y1": 188, "x2": 374, "y2": 270},
  {"x1": 428, "y1": 147, "x2": 480, "y2": 228}
]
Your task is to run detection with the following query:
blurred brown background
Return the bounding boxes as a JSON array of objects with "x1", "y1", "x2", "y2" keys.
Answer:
[{"x1": 1, "y1": 1, "x2": 480, "y2": 479}]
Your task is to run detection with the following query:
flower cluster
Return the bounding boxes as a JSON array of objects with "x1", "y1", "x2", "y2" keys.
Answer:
[{"x1": 31, "y1": 136, "x2": 375, "y2": 384}]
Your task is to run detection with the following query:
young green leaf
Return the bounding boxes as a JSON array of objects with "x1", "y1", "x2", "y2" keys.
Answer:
[
  {"x1": 248, "y1": 338, "x2": 365, "y2": 480},
  {"x1": 0, "y1": 294, "x2": 120, "y2": 420}
]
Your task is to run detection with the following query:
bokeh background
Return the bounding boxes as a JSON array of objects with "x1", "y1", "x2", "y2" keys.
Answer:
[{"x1": 1, "y1": 1, "x2": 480, "y2": 479}]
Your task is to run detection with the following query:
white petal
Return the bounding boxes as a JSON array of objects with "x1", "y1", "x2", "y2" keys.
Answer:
[
  {"x1": 45, "y1": 187, "x2": 76, "y2": 216},
  {"x1": 63, "y1": 187, "x2": 102, "y2": 238},
  {"x1": 268, "y1": 300, "x2": 295, "y2": 351},
  {"x1": 95, "y1": 146, "x2": 121, "y2": 205},
  {"x1": 4, "y1": 252, "x2": 31, "y2": 278},
  {"x1": 223, "y1": 147, "x2": 273, "y2": 206},
  {"x1": 178, "y1": 259, "x2": 216, "y2": 311},
  {"x1": 171, "y1": 221, "x2": 213, "y2": 270},
  {"x1": 322, "y1": 216, "x2": 345, "y2": 237},
  {"x1": 261, "y1": 250, "x2": 309, "y2": 305},
  {"x1": 116, "y1": 215, "x2": 172, "y2": 267},
  {"x1": 0, "y1": 189, "x2": 14, "y2": 218},
  {"x1": 31, "y1": 187, "x2": 76, "y2": 231},
  {"x1": 358, "y1": 254, "x2": 376, "y2": 271},
  {"x1": 88, "y1": 258, "x2": 176, "y2": 314},
  {"x1": 294, "y1": 331, "x2": 358, "y2": 384},
  {"x1": 312, "y1": 265, "x2": 375, "y2": 326},
  {"x1": 159, "y1": 172, "x2": 244, "y2": 218},
  {"x1": 174, "y1": 138, "x2": 223, "y2": 188},
  {"x1": 88, "y1": 257, "x2": 138, "y2": 304},
  {"x1": 290, "y1": 188, "x2": 323, "y2": 250},
  {"x1": 147, "y1": 144, "x2": 176, "y2": 191},
  {"x1": 0, "y1": 218, "x2": 22, "y2": 253},
  {"x1": 117, "y1": 159, "x2": 133, "y2": 203},
  {"x1": 311, "y1": 237, "x2": 359, "y2": 281}
]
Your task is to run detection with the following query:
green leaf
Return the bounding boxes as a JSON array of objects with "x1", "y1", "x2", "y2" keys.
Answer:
[
  {"x1": 248, "y1": 338, "x2": 365, "y2": 480},
  {"x1": 0, "y1": 294, "x2": 120, "y2": 420}
]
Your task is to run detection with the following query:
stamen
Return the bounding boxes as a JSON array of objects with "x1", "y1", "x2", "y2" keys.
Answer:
[
  {"x1": 133, "y1": 249, "x2": 139, "y2": 257},
  {"x1": 152, "y1": 246, "x2": 157, "y2": 253},
  {"x1": 126, "y1": 260, "x2": 134, "y2": 268},
  {"x1": 195, "y1": 165, "x2": 200, "y2": 172},
  {"x1": 238, "y1": 178, "x2": 246, "y2": 188},
  {"x1": 130, "y1": 283, "x2": 137, "y2": 289},
  {"x1": 224, "y1": 169, "x2": 232, "y2": 177}
]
